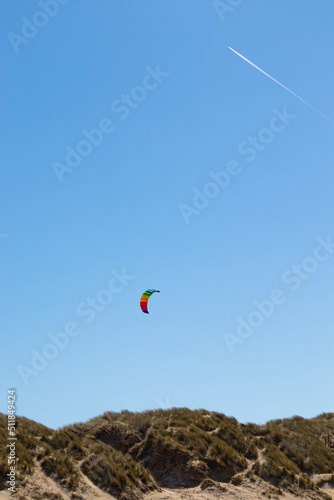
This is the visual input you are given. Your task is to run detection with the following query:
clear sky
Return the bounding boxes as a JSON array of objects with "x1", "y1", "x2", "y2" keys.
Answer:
[{"x1": 1, "y1": 1, "x2": 334, "y2": 430}]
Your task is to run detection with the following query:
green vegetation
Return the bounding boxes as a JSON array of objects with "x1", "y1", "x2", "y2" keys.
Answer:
[
  {"x1": 81, "y1": 441, "x2": 156, "y2": 495},
  {"x1": 260, "y1": 415, "x2": 334, "y2": 474},
  {"x1": 0, "y1": 409, "x2": 333, "y2": 499},
  {"x1": 41, "y1": 452, "x2": 79, "y2": 489},
  {"x1": 253, "y1": 445, "x2": 299, "y2": 485}
]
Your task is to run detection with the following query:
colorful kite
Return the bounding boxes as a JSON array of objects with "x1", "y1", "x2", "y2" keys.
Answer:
[{"x1": 140, "y1": 289, "x2": 160, "y2": 314}]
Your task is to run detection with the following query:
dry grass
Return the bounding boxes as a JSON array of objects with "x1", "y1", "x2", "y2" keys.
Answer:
[{"x1": 1, "y1": 409, "x2": 333, "y2": 498}]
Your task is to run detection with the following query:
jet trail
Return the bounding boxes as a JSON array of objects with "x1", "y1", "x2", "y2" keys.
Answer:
[{"x1": 228, "y1": 46, "x2": 334, "y2": 125}]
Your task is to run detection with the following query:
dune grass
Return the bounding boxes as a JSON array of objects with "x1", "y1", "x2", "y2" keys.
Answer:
[{"x1": 0, "y1": 409, "x2": 333, "y2": 498}]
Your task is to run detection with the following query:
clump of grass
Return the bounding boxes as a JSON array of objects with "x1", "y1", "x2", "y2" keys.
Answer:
[
  {"x1": 253, "y1": 445, "x2": 299, "y2": 486},
  {"x1": 41, "y1": 452, "x2": 79, "y2": 490},
  {"x1": 262, "y1": 415, "x2": 334, "y2": 474},
  {"x1": 298, "y1": 473, "x2": 316, "y2": 490},
  {"x1": 42, "y1": 430, "x2": 85, "y2": 460},
  {"x1": 81, "y1": 441, "x2": 156, "y2": 497},
  {"x1": 245, "y1": 438, "x2": 258, "y2": 459},
  {"x1": 16, "y1": 440, "x2": 35, "y2": 475},
  {"x1": 206, "y1": 436, "x2": 247, "y2": 469}
]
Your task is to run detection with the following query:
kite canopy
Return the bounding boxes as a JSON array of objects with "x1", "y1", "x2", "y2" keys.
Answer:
[{"x1": 140, "y1": 289, "x2": 160, "y2": 314}]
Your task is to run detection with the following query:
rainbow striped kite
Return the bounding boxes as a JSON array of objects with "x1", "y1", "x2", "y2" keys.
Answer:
[{"x1": 140, "y1": 289, "x2": 160, "y2": 314}]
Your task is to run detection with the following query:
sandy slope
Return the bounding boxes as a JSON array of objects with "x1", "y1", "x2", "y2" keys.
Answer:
[
  {"x1": 147, "y1": 482, "x2": 333, "y2": 500},
  {"x1": 0, "y1": 460, "x2": 116, "y2": 499},
  {"x1": 1, "y1": 479, "x2": 333, "y2": 500},
  {"x1": 1, "y1": 466, "x2": 332, "y2": 500}
]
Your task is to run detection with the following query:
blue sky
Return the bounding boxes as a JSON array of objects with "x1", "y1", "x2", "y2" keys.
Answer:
[{"x1": 1, "y1": 0, "x2": 334, "y2": 430}]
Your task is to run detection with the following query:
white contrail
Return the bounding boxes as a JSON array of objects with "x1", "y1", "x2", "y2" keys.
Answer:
[{"x1": 228, "y1": 46, "x2": 334, "y2": 125}]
